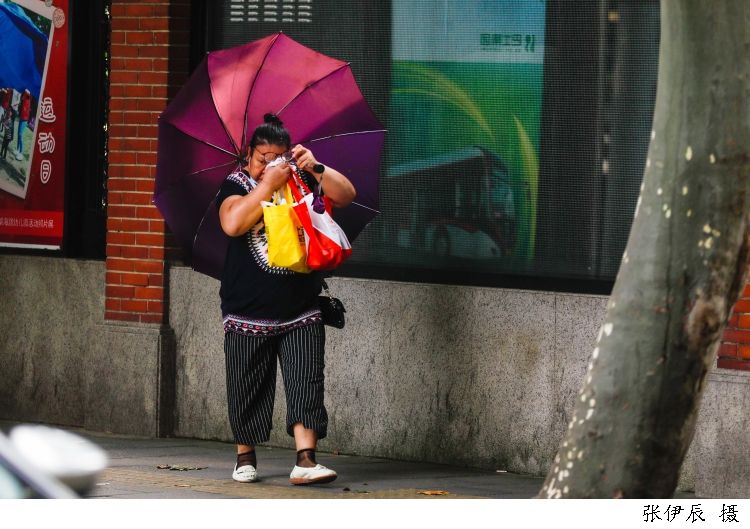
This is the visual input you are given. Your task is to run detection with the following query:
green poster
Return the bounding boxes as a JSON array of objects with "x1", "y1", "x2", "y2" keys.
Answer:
[{"x1": 385, "y1": 0, "x2": 546, "y2": 267}]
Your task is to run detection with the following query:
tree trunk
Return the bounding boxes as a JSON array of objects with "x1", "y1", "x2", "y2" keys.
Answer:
[{"x1": 539, "y1": 0, "x2": 750, "y2": 498}]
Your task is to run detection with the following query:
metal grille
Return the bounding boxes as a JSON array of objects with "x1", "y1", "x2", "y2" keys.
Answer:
[{"x1": 226, "y1": 0, "x2": 313, "y2": 24}]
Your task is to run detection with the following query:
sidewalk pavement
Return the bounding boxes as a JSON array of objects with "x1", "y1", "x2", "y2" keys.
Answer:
[
  {"x1": 3, "y1": 422, "x2": 696, "y2": 499},
  {"x1": 1, "y1": 421, "x2": 540, "y2": 499},
  {"x1": 86, "y1": 430, "x2": 544, "y2": 499}
]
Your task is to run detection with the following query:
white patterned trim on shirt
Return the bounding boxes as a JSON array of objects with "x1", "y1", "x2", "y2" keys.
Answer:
[{"x1": 223, "y1": 308, "x2": 323, "y2": 336}]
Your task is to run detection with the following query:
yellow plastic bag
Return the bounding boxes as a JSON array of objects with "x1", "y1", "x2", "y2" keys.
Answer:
[{"x1": 262, "y1": 184, "x2": 310, "y2": 273}]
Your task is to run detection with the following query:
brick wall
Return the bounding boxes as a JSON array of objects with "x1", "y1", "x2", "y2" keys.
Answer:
[
  {"x1": 106, "y1": 0, "x2": 190, "y2": 324},
  {"x1": 719, "y1": 287, "x2": 750, "y2": 371}
]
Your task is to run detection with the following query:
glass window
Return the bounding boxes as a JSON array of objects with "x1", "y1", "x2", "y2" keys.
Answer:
[{"x1": 203, "y1": 0, "x2": 660, "y2": 293}]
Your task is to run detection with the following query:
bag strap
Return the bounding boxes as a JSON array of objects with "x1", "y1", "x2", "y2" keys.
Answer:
[
  {"x1": 282, "y1": 182, "x2": 294, "y2": 205},
  {"x1": 288, "y1": 175, "x2": 304, "y2": 203},
  {"x1": 288, "y1": 165, "x2": 311, "y2": 199},
  {"x1": 288, "y1": 164, "x2": 332, "y2": 214}
]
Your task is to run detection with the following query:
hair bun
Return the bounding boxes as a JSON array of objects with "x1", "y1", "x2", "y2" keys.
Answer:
[{"x1": 264, "y1": 113, "x2": 282, "y2": 125}]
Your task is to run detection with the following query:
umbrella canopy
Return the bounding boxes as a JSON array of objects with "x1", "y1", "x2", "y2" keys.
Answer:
[{"x1": 155, "y1": 32, "x2": 385, "y2": 279}]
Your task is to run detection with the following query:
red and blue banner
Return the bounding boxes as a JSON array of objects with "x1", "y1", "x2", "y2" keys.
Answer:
[{"x1": 0, "y1": 0, "x2": 68, "y2": 249}]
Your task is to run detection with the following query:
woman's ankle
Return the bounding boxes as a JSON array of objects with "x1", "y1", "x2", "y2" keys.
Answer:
[
  {"x1": 237, "y1": 449, "x2": 257, "y2": 469},
  {"x1": 296, "y1": 448, "x2": 317, "y2": 468}
]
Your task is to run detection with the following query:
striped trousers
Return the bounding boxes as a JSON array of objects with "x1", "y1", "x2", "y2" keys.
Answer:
[{"x1": 224, "y1": 323, "x2": 328, "y2": 445}]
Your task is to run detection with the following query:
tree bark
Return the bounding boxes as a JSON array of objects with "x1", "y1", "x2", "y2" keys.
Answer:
[{"x1": 539, "y1": 0, "x2": 750, "y2": 498}]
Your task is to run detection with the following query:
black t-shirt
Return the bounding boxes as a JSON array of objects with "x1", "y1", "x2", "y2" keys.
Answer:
[{"x1": 216, "y1": 170, "x2": 323, "y2": 320}]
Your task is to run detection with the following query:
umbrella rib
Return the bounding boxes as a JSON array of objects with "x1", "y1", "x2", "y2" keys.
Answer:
[
  {"x1": 305, "y1": 129, "x2": 388, "y2": 144},
  {"x1": 196, "y1": 137, "x2": 240, "y2": 159},
  {"x1": 162, "y1": 119, "x2": 240, "y2": 159},
  {"x1": 213, "y1": 99, "x2": 240, "y2": 155},
  {"x1": 241, "y1": 32, "x2": 282, "y2": 151},
  {"x1": 191, "y1": 190, "x2": 222, "y2": 256},
  {"x1": 185, "y1": 159, "x2": 239, "y2": 178},
  {"x1": 275, "y1": 62, "x2": 350, "y2": 116},
  {"x1": 200, "y1": 56, "x2": 240, "y2": 155},
  {"x1": 350, "y1": 201, "x2": 381, "y2": 214}
]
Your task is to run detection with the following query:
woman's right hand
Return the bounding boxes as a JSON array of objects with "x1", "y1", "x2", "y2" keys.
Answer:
[{"x1": 259, "y1": 162, "x2": 291, "y2": 192}]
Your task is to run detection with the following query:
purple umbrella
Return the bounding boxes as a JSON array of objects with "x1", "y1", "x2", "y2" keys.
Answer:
[{"x1": 154, "y1": 33, "x2": 385, "y2": 280}]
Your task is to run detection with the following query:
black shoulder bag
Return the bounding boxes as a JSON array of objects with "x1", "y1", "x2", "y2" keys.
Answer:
[{"x1": 318, "y1": 280, "x2": 346, "y2": 329}]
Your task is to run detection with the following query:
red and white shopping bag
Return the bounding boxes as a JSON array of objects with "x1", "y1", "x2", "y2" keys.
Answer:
[{"x1": 288, "y1": 170, "x2": 352, "y2": 270}]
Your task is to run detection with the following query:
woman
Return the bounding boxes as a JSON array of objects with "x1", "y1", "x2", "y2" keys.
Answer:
[
  {"x1": 1, "y1": 108, "x2": 14, "y2": 160},
  {"x1": 216, "y1": 113, "x2": 355, "y2": 485},
  {"x1": 0, "y1": 88, "x2": 10, "y2": 123},
  {"x1": 16, "y1": 89, "x2": 30, "y2": 159}
]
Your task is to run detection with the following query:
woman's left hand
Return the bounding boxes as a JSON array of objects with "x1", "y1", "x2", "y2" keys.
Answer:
[
  {"x1": 291, "y1": 144, "x2": 318, "y2": 173},
  {"x1": 291, "y1": 144, "x2": 357, "y2": 207}
]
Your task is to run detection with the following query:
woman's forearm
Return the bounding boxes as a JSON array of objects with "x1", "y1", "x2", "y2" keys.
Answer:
[
  {"x1": 219, "y1": 180, "x2": 275, "y2": 236},
  {"x1": 312, "y1": 166, "x2": 356, "y2": 208}
]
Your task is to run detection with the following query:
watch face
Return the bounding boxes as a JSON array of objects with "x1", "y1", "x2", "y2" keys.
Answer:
[{"x1": 313, "y1": 163, "x2": 325, "y2": 174}]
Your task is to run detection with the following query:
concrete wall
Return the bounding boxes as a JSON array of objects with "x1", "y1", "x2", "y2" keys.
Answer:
[
  {"x1": 0, "y1": 256, "x2": 174, "y2": 438},
  {"x1": 169, "y1": 268, "x2": 610, "y2": 475},
  {"x1": 169, "y1": 267, "x2": 699, "y2": 483},
  {"x1": 0, "y1": 256, "x2": 103, "y2": 427},
  {"x1": 693, "y1": 369, "x2": 750, "y2": 498},
  {"x1": 3, "y1": 255, "x2": 750, "y2": 496}
]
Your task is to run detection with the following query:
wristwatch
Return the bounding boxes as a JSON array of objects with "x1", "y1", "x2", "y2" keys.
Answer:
[{"x1": 312, "y1": 163, "x2": 325, "y2": 174}]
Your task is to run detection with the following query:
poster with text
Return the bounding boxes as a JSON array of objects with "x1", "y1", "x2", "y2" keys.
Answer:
[
  {"x1": 383, "y1": 0, "x2": 546, "y2": 271},
  {"x1": 0, "y1": 0, "x2": 67, "y2": 249}
]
